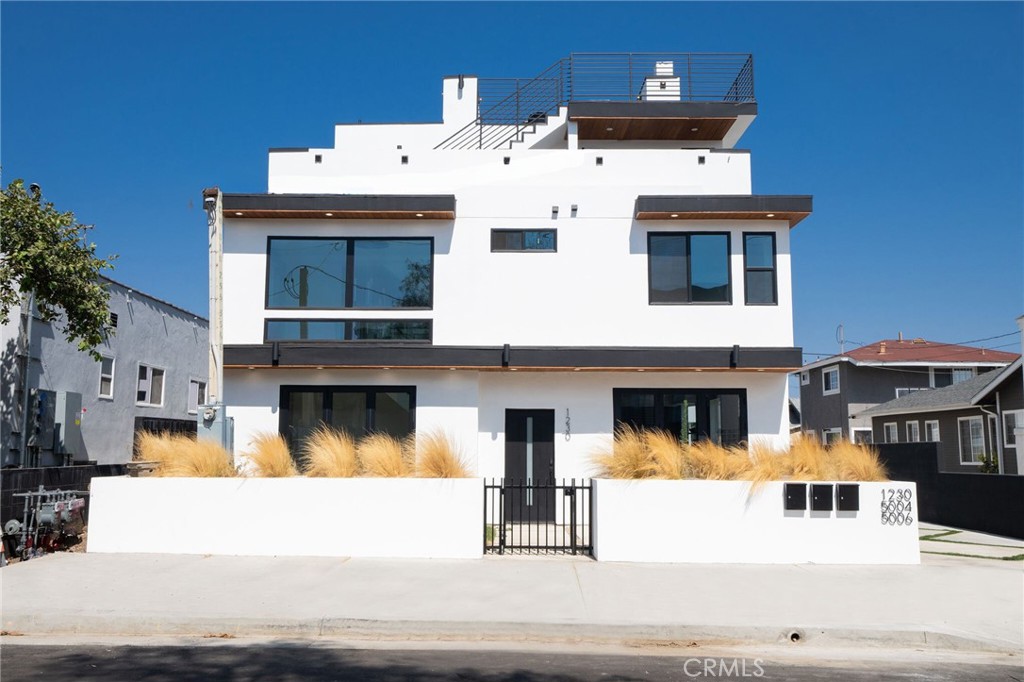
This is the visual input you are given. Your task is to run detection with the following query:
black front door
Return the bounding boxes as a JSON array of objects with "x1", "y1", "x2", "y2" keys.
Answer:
[{"x1": 504, "y1": 409, "x2": 556, "y2": 522}]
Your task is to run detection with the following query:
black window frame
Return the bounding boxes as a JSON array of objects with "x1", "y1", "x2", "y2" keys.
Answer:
[
  {"x1": 612, "y1": 388, "x2": 748, "y2": 445},
  {"x1": 265, "y1": 236, "x2": 434, "y2": 311},
  {"x1": 490, "y1": 229, "x2": 558, "y2": 253},
  {"x1": 742, "y1": 232, "x2": 778, "y2": 306},
  {"x1": 278, "y1": 385, "x2": 417, "y2": 451},
  {"x1": 264, "y1": 319, "x2": 432, "y2": 343},
  {"x1": 646, "y1": 232, "x2": 732, "y2": 305}
]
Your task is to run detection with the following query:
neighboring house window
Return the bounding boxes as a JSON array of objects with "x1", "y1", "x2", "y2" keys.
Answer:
[
  {"x1": 648, "y1": 233, "x2": 731, "y2": 304},
  {"x1": 822, "y1": 428, "x2": 842, "y2": 445},
  {"x1": 957, "y1": 416, "x2": 985, "y2": 464},
  {"x1": 906, "y1": 421, "x2": 920, "y2": 443},
  {"x1": 613, "y1": 388, "x2": 747, "y2": 446},
  {"x1": 265, "y1": 319, "x2": 432, "y2": 342},
  {"x1": 800, "y1": 371, "x2": 809, "y2": 386},
  {"x1": 279, "y1": 385, "x2": 415, "y2": 454},
  {"x1": 266, "y1": 237, "x2": 432, "y2": 309},
  {"x1": 852, "y1": 429, "x2": 872, "y2": 445},
  {"x1": 883, "y1": 423, "x2": 899, "y2": 443},
  {"x1": 1004, "y1": 410, "x2": 1023, "y2": 448},
  {"x1": 188, "y1": 379, "x2": 207, "y2": 414},
  {"x1": 925, "y1": 420, "x2": 940, "y2": 442},
  {"x1": 137, "y1": 364, "x2": 165, "y2": 406},
  {"x1": 491, "y1": 230, "x2": 556, "y2": 252},
  {"x1": 822, "y1": 366, "x2": 840, "y2": 395},
  {"x1": 742, "y1": 233, "x2": 777, "y2": 305},
  {"x1": 895, "y1": 387, "x2": 926, "y2": 398},
  {"x1": 931, "y1": 367, "x2": 976, "y2": 388},
  {"x1": 98, "y1": 356, "x2": 115, "y2": 399}
]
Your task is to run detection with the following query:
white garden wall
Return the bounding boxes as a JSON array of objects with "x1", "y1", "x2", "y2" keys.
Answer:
[
  {"x1": 593, "y1": 480, "x2": 919, "y2": 564},
  {"x1": 87, "y1": 476, "x2": 482, "y2": 559}
]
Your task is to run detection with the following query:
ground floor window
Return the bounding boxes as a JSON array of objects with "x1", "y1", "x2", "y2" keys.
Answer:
[
  {"x1": 822, "y1": 428, "x2": 843, "y2": 445},
  {"x1": 906, "y1": 421, "x2": 920, "y2": 443},
  {"x1": 279, "y1": 385, "x2": 415, "y2": 454},
  {"x1": 925, "y1": 420, "x2": 940, "y2": 442},
  {"x1": 612, "y1": 388, "x2": 747, "y2": 445},
  {"x1": 852, "y1": 429, "x2": 872, "y2": 445},
  {"x1": 957, "y1": 416, "x2": 984, "y2": 464}
]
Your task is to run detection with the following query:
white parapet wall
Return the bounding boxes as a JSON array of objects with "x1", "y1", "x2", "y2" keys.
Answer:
[
  {"x1": 88, "y1": 477, "x2": 483, "y2": 559},
  {"x1": 593, "y1": 479, "x2": 920, "y2": 564}
]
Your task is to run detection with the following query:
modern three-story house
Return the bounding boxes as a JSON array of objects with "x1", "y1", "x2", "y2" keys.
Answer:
[{"x1": 205, "y1": 53, "x2": 812, "y2": 481}]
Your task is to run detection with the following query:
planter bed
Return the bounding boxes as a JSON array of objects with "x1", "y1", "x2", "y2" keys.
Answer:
[
  {"x1": 593, "y1": 479, "x2": 919, "y2": 564},
  {"x1": 87, "y1": 476, "x2": 483, "y2": 559}
]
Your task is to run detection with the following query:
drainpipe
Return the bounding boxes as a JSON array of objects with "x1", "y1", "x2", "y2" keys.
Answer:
[
  {"x1": 979, "y1": 400, "x2": 1002, "y2": 474},
  {"x1": 203, "y1": 188, "x2": 224, "y2": 405}
]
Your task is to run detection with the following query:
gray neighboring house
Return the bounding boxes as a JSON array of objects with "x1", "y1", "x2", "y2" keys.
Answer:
[
  {"x1": 1, "y1": 276, "x2": 209, "y2": 466},
  {"x1": 796, "y1": 338, "x2": 1018, "y2": 445},
  {"x1": 861, "y1": 357, "x2": 1023, "y2": 474}
]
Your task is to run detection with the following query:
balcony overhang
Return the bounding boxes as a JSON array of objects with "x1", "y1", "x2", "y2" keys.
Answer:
[
  {"x1": 635, "y1": 195, "x2": 813, "y2": 227},
  {"x1": 224, "y1": 344, "x2": 802, "y2": 372},
  {"x1": 222, "y1": 194, "x2": 456, "y2": 220},
  {"x1": 568, "y1": 101, "x2": 756, "y2": 142}
]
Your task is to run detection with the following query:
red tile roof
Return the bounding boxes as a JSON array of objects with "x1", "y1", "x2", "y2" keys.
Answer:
[{"x1": 842, "y1": 339, "x2": 1019, "y2": 365}]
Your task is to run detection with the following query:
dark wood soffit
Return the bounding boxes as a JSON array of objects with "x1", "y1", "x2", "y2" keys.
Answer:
[
  {"x1": 575, "y1": 117, "x2": 736, "y2": 141},
  {"x1": 224, "y1": 364, "x2": 796, "y2": 373},
  {"x1": 226, "y1": 210, "x2": 454, "y2": 220},
  {"x1": 636, "y1": 210, "x2": 811, "y2": 227}
]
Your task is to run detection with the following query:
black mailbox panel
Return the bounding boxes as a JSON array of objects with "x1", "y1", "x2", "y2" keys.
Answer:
[
  {"x1": 784, "y1": 483, "x2": 807, "y2": 511},
  {"x1": 811, "y1": 484, "x2": 834, "y2": 512},
  {"x1": 836, "y1": 484, "x2": 860, "y2": 511}
]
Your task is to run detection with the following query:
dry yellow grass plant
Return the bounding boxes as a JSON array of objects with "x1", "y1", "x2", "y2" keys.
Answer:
[
  {"x1": 415, "y1": 429, "x2": 471, "y2": 478},
  {"x1": 135, "y1": 431, "x2": 235, "y2": 477},
  {"x1": 245, "y1": 432, "x2": 297, "y2": 477},
  {"x1": 592, "y1": 425, "x2": 655, "y2": 479},
  {"x1": 357, "y1": 432, "x2": 414, "y2": 477},
  {"x1": 300, "y1": 426, "x2": 358, "y2": 478},
  {"x1": 828, "y1": 439, "x2": 888, "y2": 482}
]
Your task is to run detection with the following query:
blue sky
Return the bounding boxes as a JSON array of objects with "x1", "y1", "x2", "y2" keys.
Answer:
[{"x1": 2, "y1": 2, "x2": 1022, "y2": 361}]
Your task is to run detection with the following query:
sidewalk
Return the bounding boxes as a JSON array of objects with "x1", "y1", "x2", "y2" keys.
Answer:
[{"x1": 2, "y1": 531, "x2": 1021, "y2": 655}]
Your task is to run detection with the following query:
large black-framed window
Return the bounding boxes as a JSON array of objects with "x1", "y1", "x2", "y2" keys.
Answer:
[
  {"x1": 265, "y1": 319, "x2": 432, "y2": 342},
  {"x1": 491, "y1": 229, "x2": 557, "y2": 252},
  {"x1": 648, "y1": 232, "x2": 731, "y2": 304},
  {"x1": 279, "y1": 385, "x2": 416, "y2": 455},
  {"x1": 613, "y1": 388, "x2": 747, "y2": 446},
  {"x1": 266, "y1": 237, "x2": 433, "y2": 310},
  {"x1": 743, "y1": 233, "x2": 777, "y2": 305}
]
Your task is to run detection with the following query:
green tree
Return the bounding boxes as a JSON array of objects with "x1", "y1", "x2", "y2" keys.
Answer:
[{"x1": 1, "y1": 178, "x2": 116, "y2": 359}]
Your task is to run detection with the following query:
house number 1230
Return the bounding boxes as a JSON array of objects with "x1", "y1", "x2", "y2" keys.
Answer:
[{"x1": 880, "y1": 488, "x2": 914, "y2": 526}]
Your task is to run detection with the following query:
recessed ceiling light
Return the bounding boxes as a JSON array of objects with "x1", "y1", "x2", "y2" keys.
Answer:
[
  {"x1": 606, "y1": 127, "x2": 614, "y2": 132},
  {"x1": 509, "y1": 368, "x2": 518, "y2": 371},
  {"x1": 766, "y1": 213, "x2": 775, "y2": 218},
  {"x1": 316, "y1": 366, "x2": 324, "y2": 370},
  {"x1": 637, "y1": 369, "x2": 646, "y2": 372},
  {"x1": 690, "y1": 127, "x2": 699, "y2": 132},
  {"x1": 695, "y1": 368, "x2": 703, "y2": 372},
  {"x1": 247, "y1": 366, "x2": 254, "y2": 370},
  {"x1": 670, "y1": 214, "x2": 679, "y2": 218},
  {"x1": 235, "y1": 212, "x2": 243, "y2": 216},
  {"x1": 415, "y1": 213, "x2": 424, "y2": 217},
  {"x1": 325, "y1": 212, "x2": 333, "y2": 217},
  {"x1": 382, "y1": 367, "x2": 390, "y2": 370},
  {"x1": 449, "y1": 367, "x2": 457, "y2": 371}
]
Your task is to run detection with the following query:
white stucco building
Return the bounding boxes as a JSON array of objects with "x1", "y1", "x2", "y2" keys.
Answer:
[{"x1": 208, "y1": 53, "x2": 811, "y2": 481}]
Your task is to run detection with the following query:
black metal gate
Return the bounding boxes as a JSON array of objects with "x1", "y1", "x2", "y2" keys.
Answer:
[{"x1": 484, "y1": 479, "x2": 592, "y2": 555}]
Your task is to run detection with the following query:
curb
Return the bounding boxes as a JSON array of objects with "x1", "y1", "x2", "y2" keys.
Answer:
[{"x1": 3, "y1": 614, "x2": 1019, "y2": 655}]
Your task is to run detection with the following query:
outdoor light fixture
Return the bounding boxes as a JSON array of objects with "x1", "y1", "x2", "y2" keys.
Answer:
[
  {"x1": 416, "y1": 213, "x2": 424, "y2": 217},
  {"x1": 235, "y1": 212, "x2": 243, "y2": 216},
  {"x1": 670, "y1": 214, "x2": 679, "y2": 218},
  {"x1": 325, "y1": 213, "x2": 333, "y2": 217},
  {"x1": 766, "y1": 213, "x2": 775, "y2": 218}
]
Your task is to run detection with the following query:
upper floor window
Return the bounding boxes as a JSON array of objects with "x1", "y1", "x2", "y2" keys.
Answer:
[
  {"x1": 491, "y1": 229, "x2": 556, "y2": 252},
  {"x1": 931, "y1": 367, "x2": 975, "y2": 388},
  {"x1": 648, "y1": 233, "x2": 731, "y2": 304},
  {"x1": 137, "y1": 364, "x2": 165, "y2": 406},
  {"x1": 822, "y1": 366, "x2": 840, "y2": 395},
  {"x1": 98, "y1": 356, "x2": 115, "y2": 399},
  {"x1": 925, "y1": 420, "x2": 940, "y2": 442},
  {"x1": 1004, "y1": 410, "x2": 1022, "y2": 448},
  {"x1": 906, "y1": 421, "x2": 920, "y2": 443},
  {"x1": 883, "y1": 422, "x2": 898, "y2": 443},
  {"x1": 800, "y1": 370, "x2": 809, "y2": 386},
  {"x1": 265, "y1": 319, "x2": 431, "y2": 343},
  {"x1": 266, "y1": 237, "x2": 432, "y2": 310},
  {"x1": 743, "y1": 233, "x2": 777, "y2": 305}
]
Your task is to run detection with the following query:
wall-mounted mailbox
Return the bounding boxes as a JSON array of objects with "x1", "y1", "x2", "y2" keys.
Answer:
[
  {"x1": 784, "y1": 482, "x2": 807, "y2": 511},
  {"x1": 836, "y1": 484, "x2": 860, "y2": 512},
  {"x1": 811, "y1": 484, "x2": 834, "y2": 512}
]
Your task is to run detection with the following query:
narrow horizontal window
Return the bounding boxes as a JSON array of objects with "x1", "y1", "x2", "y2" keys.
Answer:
[
  {"x1": 490, "y1": 229, "x2": 557, "y2": 252},
  {"x1": 266, "y1": 237, "x2": 432, "y2": 310},
  {"x1": 648, "y1": 232, "x2": 730, "y2": 304},
  {"x1": 265, "y1": 319, "x2": 432, "y2": 342}
]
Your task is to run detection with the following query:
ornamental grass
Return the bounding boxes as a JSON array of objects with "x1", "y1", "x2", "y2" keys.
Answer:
[
  {"x1": 135, "y1": 431, "x2": 236, "y2": 478},
  {"x1": 300, "y1": 426, "x2": 359, "y2": 478},
  {"x1": 414, "y1": 428, "x2": 471, "y2": 478},
  {"x1": 357, "y1": 432, "x2": 415, "y2": 477},
  {"x1": 245, "y1": 432, "x2": 298, "y2": 477}
]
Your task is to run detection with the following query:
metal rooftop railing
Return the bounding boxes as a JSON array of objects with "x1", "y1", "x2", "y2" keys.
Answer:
[{"x1": 437, "y1": 52, "x2": 755, "y2": 150}]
